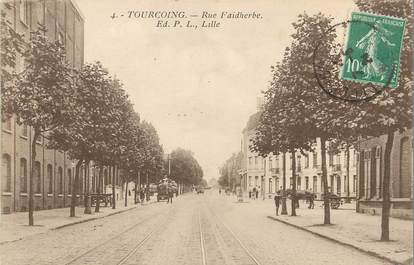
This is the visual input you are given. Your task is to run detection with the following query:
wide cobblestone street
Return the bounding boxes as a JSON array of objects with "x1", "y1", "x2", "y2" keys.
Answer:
[{"x1": 0, "y1": 191, "x2": 393, "y2": 265}]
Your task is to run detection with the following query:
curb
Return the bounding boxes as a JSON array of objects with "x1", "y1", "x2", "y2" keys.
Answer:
[
  {"x1": 53, "y1": 204, "x2": 142, "y2": 230},
  {"x1": 0, "y1": 201, "x2": 161, "y2": 245},
  {"x1": 267, "y1": 216, "x2": 406, "y2": 265}
]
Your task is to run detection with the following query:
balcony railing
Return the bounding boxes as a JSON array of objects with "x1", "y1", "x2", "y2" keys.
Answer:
[
  {"x1": 332, "y1": 164, "x2": 341, "y2": 172},
  {"x1": 270, "y1": 168, "x2": 280, "y2": 174},
  {"x1": 313, "y1": 164, "x2": 321, "y2": 171}
]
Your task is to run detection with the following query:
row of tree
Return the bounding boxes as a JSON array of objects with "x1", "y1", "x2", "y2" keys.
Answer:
[
  {"x1": 1, "y1": 23, "x2": 167, "y2": 225},
  {"x1": 218, "y1": 152, "x2": 243, "y2": 189},
  {"x1": 251, "y1": 0, "x2": 412, "y2": 241},
  {"x1": 169, "y1": 148, "x2": 204, "y2": 187}
]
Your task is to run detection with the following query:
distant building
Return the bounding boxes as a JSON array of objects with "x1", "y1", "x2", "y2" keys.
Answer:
[
  {"x1": 240, "y1": 112, "x2": 358, "y2": 200},
  {"x1": 356, "y1": 130, "x2": 413, "y2": 219}
]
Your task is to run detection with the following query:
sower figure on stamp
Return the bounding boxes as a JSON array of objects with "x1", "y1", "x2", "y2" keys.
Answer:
[{"x1": 274, "y1": 193, "x2": 281, "y2": 216}]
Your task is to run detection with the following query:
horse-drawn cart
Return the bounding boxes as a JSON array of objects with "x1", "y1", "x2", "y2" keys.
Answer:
[{"x1": 321, "y1": 193, "x2": 343, "y2": 209}]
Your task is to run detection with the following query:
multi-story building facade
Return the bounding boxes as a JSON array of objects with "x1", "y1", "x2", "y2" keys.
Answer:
[
  {"x1": 0, "y1": 0, "x2": 125, "y2": 214},
  {"x1": 240, "y1": 112, "x2": 358, "y2": 200},
  {"x1": 356, "y1": 130, "x2": 412, "y2": 219}
]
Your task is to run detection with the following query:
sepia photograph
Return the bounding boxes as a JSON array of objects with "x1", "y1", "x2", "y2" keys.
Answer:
[{"x1": 0, "y1": 0, "x2": 412, "y2": 264}]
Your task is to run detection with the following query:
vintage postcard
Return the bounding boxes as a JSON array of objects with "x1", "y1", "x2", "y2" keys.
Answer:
[{"x1": 0, "y1": 0, "x2": 412, "y2": 264}]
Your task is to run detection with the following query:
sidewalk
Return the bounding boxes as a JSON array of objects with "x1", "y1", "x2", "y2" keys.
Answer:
[
  {"x1": 257, "y1": 199, "x2": 413, "y2": 265},
  {"x1": 0, "y1": 197, "x2": 155, "y2": 245}
]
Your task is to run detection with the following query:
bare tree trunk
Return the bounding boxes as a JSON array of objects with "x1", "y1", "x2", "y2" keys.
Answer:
[
  {"x1": 112, "y1": 164, "x2": 116, "y2": 209},
  {"x1": 381, "y1": 130, "x2": 394, "y2": 241},
  {"x1": 134, "y1": 180, "x2": 138, "y2": 204},
  {"x1": 345, "y1": 146, "x2": 351, "y2": 203},
  {"x1": 281, "y1": 152, "x2": 288, "y2": 215},
  {"x1": 95, "y1": 165, "x2": 103, "y2": 213},
  {"x1": 138, "y1": 171, "x2": 141, "y2": 203},
  {"x1": 146, "y1": 172, "x2": 149, "y2": 201},
  {"x1": 84, "y1": 161, "x2": 91, "y2": 214},
  {"x1": 125, "y1": 180, "x2": 128, "y2": 207},
  {"x1": 70, "y1": 159, "x2": 83, "y2": 217},
  {"x1": 29, "y1": 128, "x2": 40, "y2": 226},
  {"x1": 321, "y1": 137, "x2": 330, "y2": 225},
  {"x1": 291, "y1": 149, "x2": 297, "y2": 216}
]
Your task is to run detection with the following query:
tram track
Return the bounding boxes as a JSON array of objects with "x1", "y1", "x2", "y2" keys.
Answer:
[
  {"x1": 65, "y1": 204, "x2": 176, "y2": 265},
  {"x1": 198, "y1": 209, "x2": 207, "y2": 265},
  {"x1": 200, "y1": 198, "x2": 262, "y2": 265}
]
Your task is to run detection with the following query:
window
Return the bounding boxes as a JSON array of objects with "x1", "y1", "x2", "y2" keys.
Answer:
[
  {"x1": 21, "y1": 124, "x2": 28, "y2": 137},
  {"x1": 19, "y1": 0, "x2": 29, "y2": 25},
  {"x1": 58, "y1": 167, "x2": 63, "y2": 194},
  {"x1": 92, "y1": 176, "x2": 96, "y2": 192},
  {"x1": 328, "y1": 153, "x2": 334, "y2": 166},
  {"x1": 297, "y1": 176, "x2": 301, "y2": 190},
  {"x1": 275, "y1": 156, "x2": 279, "y2": 169},
  {"x1": 344, "y1": 176, "x2": 347, "y2": 193},
  {"x1": 336, "y1": 176, "x2": 341, "y2": 194},
  {"x1": 68, "y1": 168, "x2": 72, "y2": 194},
  {"x1": 336, "y1": 154, "x2": 341, "y2": 165},
  {"x1": 248, "y1": 157, "x2": 252, "y2": 169},
  {"x1": 79, "y1": 166, "x2": 84, "y2": 194},
  {"x1": 269, "y1": 178, "x2": 273, "y2": 193},
  {"x1": 33, "y1": 161, "x2": 41, "y2": 193},
  {"x1": 47, "y1": 164, "x2": 53, "y2": 194},
  {"x1": 109, "y1": 166, "x2": 112, "y2": 185},
  {"x1": 399, "y1": 137, "x2": 411, "y2": 198},
  {"x1": 305, "y1": 155, "x2": 309, "y2": 168},
  {"x1": 353, "y1": 150, "x2": 357, "y2": 167},
  {"x1": 313, "y1": 152, "x2": 317, "y2": 167},
  {"x1": 104, "y1": 169, "x2": 108, "y2": 186},
  {"x1": 275, "y1": 177, "x2": 280, "y2": 191},
  {"x1": 248, "y1": 176, "x2": 252, "y2": 186},
  {"x1": 313, "y1": 176, "x2": 317, "y2": 192},
  {"x1": 2, "y1": 154, "x2": 11, "y2": 192},
  {"x1": 20, "y1": 158, "x2": 27, "y2": 193},
  {"x1": 305, "y1": 176, "x2": 309, "y2": 190},
  {"x1": 254, "y1": 157, "x2": 258, "y2": 169},
  {"x1": 297, "y1": 155, "x2": 301, "y2": 171},
  {"x1": 353, "y1": 175, "x2": 357, "y2": 192},
  {"x1": 269, "y1": 157, "x2": 273, "y2": 169},
  {"x1": 2, "y1": 117, "x2": 12, "y2": 131}
]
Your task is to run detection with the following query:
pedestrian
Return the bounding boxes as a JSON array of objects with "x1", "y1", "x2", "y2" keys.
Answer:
[
  {"x1": 308, "y1": 194, "x2": 315, "y2": 209},
  {"x1": 167, "y1": 187, "x2": 173, "y2": 204},
  {"x1": 274, "y1": 194, "x2": 281, "y2": 215},
  {"x1": 252, "y1": 187, "x2": 256, "y2": 200},
  {"x1": 146, "y1": 187, "x2": 150, "y2": 202},
  {"x1": 140, "y1": 189, "x2": 145, "y2": 205},
  {"x1": 248, "y1": 188, "x2": 252, "y2": 199},
  {"x1": 255, "y1": 187, "x2": 259, "y2": 199}
]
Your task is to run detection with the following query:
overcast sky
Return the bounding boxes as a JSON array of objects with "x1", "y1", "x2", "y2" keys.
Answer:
[{"x1": 75, "y1": 0, "x2": 355, "y2": 181}]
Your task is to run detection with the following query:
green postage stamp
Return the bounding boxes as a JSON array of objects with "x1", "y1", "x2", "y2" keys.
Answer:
[{"x1": 341, "y1": 12, "x2": 406, "y2": 88}]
